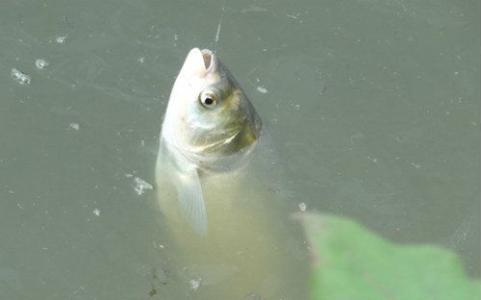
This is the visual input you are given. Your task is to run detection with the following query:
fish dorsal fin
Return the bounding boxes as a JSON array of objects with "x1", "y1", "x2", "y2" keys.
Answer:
[{"x1": 174, "y1": 168, "x2": 208, "y2": 235}]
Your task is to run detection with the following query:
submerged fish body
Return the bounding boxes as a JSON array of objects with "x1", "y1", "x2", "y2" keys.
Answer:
[{"x1": 156, "y1": 48, "x2": 262, "y2": 233}]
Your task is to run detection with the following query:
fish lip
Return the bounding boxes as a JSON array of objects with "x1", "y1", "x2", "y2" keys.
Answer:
[{"x1": 200, "y1": 48, "x2": 217, "y2": 72}]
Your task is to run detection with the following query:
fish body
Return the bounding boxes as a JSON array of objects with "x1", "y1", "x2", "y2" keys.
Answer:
[
  {"x1": 157, "y1": 48, "x2": 261, "y2": 233},
  {"x1": 155, "y1": 48, "x2": 308, "y2": 298}
]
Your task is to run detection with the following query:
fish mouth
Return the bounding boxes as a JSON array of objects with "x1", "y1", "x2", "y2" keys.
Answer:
[{"x1": 200, "y1": 49, "x2": 215, "y2": 71}]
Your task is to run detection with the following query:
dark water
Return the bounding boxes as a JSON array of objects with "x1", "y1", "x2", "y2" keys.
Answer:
[{"x1": 0, "y1": 0, "x2": 479, "y2": 299}]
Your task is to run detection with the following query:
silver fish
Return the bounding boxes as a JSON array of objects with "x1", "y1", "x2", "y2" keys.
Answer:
[
  {"x1": 156, "y1": 48, "x2": 262, "y2": 234},
  {"x1": 155, "y1": 49, "x2": 309, "y2": 298}
]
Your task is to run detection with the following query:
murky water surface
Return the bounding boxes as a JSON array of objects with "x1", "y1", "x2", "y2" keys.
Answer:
[{"x1": 0, "y1": 0, "x2": 479, "y2": 299}]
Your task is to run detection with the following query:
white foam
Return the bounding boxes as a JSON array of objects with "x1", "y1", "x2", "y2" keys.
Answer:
[
  {"x1": 56, "y1": 35, "x2": 67, "y2": 44},
  {"x1": 256, "y1": 86, "x2": 268, "y2": 94},
  {"x1": 189, "y1": 278, "x2": 201, "y2": 291},
  {"x1": 35, "y1": 59, "x2": 49, "y2": 70},
  {"x1": 133, "y1": 177, "x2": 153, "y2": 195},
  {"x1": 11, "y1": 68, "x2": 31, "y2": 85},
  {"x1": 69, "y1": 123, "x2": 80, "y2": 130}
]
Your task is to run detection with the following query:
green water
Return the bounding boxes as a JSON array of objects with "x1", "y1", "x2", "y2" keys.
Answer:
[{"x1": 0, "y1": 0, "x2": 479, "y2": 299}]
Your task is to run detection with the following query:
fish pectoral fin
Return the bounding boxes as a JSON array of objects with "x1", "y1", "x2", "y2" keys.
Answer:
[{"x1": 174, "y1": 169, "x2": 207, "y2": 235}]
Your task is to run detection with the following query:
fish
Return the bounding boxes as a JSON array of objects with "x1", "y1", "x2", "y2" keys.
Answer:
[
  {"x1": 156, "y1": 48, "x2": 262, "y2": 234},
  {"x1": 154, "y1": 48, "x2": 309, "y2": 298}
]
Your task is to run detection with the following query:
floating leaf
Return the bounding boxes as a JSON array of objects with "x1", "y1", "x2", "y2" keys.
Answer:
[{"x1": 300, "y1": 213, "x2": 480, "y2": 300}]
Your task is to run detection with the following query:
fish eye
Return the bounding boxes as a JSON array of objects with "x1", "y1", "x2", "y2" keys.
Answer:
[{"x1": 199, "y1": 90, "x2": 218, "y2": 108}]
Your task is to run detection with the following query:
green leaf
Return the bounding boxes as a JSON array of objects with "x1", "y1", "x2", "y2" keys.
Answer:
[{"x1": 300, "y1": 213, "x2": 480, "y2": 300}]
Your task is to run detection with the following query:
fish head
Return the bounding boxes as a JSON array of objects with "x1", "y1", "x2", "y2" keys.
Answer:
[{"x1": 162, "y1": 48, "x2": 262, "y2": 171}]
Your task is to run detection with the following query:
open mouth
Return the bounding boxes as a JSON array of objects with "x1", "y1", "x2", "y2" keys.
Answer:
[{"x1": 201, "y1": 49, "x2": 213, "y2": 70}]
